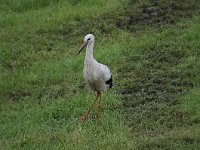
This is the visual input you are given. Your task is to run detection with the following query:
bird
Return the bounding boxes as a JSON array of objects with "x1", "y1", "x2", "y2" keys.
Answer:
[{"x1": 77, "y1": 34, "x2": 112, "y2": 126}]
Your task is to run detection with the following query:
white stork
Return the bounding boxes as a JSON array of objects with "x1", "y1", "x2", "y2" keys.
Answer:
[{"x1": 77, "y1": 34, "x2": 112, "y2": 126}]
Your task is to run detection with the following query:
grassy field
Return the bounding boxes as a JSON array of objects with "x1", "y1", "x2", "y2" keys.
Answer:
[{"x1": 1, "y1": 0, "x2": 200, "y2": 149}]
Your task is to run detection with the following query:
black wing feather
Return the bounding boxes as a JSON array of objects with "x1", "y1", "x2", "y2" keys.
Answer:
[{"x1": 106, "y1": 76, "x2": 112, "y2": 88}]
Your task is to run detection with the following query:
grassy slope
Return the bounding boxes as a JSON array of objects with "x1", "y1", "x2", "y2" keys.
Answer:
[{"x1": 0, "y1": 0, "x2": 200, "y2": 149}]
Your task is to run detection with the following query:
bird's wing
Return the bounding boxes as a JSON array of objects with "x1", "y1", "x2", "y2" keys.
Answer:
[{"x1": 94, "y1": 63, "x2": 111, "y2": 82}]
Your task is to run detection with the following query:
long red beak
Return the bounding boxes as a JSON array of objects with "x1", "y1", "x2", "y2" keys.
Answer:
[{"x1": 77, "y1": 41, "x2": 87, "y2": 55}]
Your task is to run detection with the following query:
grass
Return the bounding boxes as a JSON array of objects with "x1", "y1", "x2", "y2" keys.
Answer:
[{"x1": 0, "y1": 0, "x2": 200, "y2": 149}]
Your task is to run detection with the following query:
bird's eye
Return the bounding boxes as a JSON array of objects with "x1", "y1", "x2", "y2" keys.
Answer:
[{"x1": 87, "y1": 38, "x2": 91, "y2": 41}]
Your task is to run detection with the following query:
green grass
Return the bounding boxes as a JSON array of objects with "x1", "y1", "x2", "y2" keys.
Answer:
[{"x1": 1, "y1": 0, "x2": 200, "y2": 149}]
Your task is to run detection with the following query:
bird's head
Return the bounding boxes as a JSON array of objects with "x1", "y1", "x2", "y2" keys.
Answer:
[{"x1": 77, "y1": 34, "x2": 95, "y2": 55}]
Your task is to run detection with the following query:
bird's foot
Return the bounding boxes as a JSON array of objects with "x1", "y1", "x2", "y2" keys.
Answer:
[{"x1": 80, "y1": 113, "x2": 89, "y2": 123}]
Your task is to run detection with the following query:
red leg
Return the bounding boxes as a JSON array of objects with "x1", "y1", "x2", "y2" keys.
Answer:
[
  {"x1": 81, "y1": 91, "x2": 99, "y2": 123},
  {"x1": 97, "y1": 92, "x2": 102, "y2": 126}
]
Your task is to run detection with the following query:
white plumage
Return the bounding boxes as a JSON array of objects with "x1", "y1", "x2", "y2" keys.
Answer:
[
  {"x1": 84, "y1": 60, "x2": 111, "y2": 91},
  {"x1": 77, "y1": 34, "x2": 112, "y2": 126}
]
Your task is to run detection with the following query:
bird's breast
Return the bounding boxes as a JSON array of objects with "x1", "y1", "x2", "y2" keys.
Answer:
[{"x1": 84, "y1": 61, "x2": 94, "y2": 77}]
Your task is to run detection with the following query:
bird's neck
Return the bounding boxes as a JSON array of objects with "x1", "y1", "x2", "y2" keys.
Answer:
[{"x1": 85, "y1": 43, "x2": 94, "y2": 62}]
